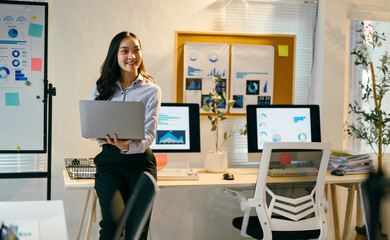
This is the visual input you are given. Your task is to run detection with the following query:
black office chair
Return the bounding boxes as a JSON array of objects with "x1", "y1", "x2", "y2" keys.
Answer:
[
  {"x1": 112, "y1": 171, "x2": 159, "y2": 240},
  {"x1": 359, "y1": 170, "x2": 390, "y2": 240}
]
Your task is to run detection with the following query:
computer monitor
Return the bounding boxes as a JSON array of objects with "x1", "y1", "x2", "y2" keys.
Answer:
[
  {"x1": 247, "y1": 104, "x2": 321, "y2": 162},
  {"x1": 150, "y1": 103, "x2": 201, "y2": 164}
]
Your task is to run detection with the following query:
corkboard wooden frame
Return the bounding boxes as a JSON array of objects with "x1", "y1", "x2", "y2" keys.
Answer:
[{"x1": 175, "y1": 31, "x2": 296, "y2": 113}]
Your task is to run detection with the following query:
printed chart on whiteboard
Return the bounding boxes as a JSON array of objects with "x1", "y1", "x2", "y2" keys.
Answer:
[
  {"x1": 183, "y1": 42, "x2": 229, "y2": 113},
  {"x1": 0, "y1": 2, "x2": 47, "y2": 152},
  {"x1": 230, "y1": 44, "x2": 274, "y2": 114}
]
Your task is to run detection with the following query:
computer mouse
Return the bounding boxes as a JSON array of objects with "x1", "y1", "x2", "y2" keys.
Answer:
[
  {"x1": 331, "y1": 169, "x2": 345, "y2": 176},
  {"x1": 223, "y1": 172, "x2": 234, "y2": 180}
]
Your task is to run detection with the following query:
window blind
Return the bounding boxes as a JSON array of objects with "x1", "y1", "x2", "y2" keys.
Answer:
[
  {"x1": 217, "y1": 0, "x2": 318, "y2": 166},
  {"x1": 0, "y1": 154, "x2": 46, "y2": 173}
]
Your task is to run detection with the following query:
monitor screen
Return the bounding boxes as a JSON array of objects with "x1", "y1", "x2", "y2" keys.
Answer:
[
  {"x1": 150, "y1": 103, "x2": 201, "y2": 153},
  {"x1": 247, "y1": 104, "x2": 321, "y2": 153}
]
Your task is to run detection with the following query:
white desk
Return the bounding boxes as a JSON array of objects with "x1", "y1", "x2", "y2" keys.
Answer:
[
  {"x1": 0, "y1": 200, "x2": 68, "y2": 240},
  {"x1": 63, "y1": 169, "x2": 368, "y2": 240}
]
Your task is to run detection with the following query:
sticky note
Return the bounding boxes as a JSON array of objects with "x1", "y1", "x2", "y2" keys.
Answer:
[
  {"x1": 155, "y1": 153, "x2": 168, "y2": 167},
  {"x1": 278, "y1": 45, "x2": 289, "y2": 57},
  {"x1": 5, "y1": 92, "x2": 20, "y2": 106},
  {"x1": 280, "y1": 153, "x2": 292, "y2": 165},
  {"x1": 28, "y1": 23, "x2": 43, "y2": 38},
  {"x1": 31, "y1": 58, "x2": 42, "y2": 71}
]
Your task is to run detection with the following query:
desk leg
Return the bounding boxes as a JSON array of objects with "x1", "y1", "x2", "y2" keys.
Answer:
[
  {"x1": 331, "y1": 184, "x2": 341, "y2": 240},
  {"x1": 356, "y1": 186, "x2": 363, "y2": 227},
  {"x1": 342, "y1": 184, "x2": 356, "y2": 240},
  {"x1": 77, "y1": 190, "x2": 91, "y2": 240},
  {"x1": 324, "y1": 184, "x2": 329, "y2": 213},
  {"x1": 85, "y1": 191, "x2": 98, "y2": 240}
]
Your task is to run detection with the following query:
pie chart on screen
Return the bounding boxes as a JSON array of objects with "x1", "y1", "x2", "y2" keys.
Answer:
[
  {"x1": 8, "y1": 28, "x2": 18, "y2": 38},
  {"x1": 0, "y1": 67, "x2": 10, "y2": 79}
]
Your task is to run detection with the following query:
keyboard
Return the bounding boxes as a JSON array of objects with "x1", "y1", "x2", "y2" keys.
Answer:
[
  {"x1": 268, "y1": 167, "x2": 318, "y2": 177},
  {"x1": 157, "y1": 168, "x2": 199, "y2": 181}
]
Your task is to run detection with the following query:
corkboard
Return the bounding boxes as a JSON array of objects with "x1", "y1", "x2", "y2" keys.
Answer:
[{"x1": 175, "y1": 31, "x2": 296, "y2": 114}]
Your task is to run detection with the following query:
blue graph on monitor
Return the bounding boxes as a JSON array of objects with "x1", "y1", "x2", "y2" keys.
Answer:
[
  {"x1": 294, "y1": 116, "x2": 306, "y2": 123},
  {"x1": 156, "y1": 130, "x2": 186, "y2": 144}
]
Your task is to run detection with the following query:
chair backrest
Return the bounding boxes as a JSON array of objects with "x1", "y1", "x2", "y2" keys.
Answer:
[
  {"x1": 254, "y1": 142, "x2": 331, "y2": 238},
  {"x1": 112, "y1": 171, "x2": 159, "y2": 240}
]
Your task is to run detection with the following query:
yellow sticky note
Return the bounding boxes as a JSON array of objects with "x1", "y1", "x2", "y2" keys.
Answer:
[{"x1": 278, "y1": 45, "x2": 289, "y2": 57}]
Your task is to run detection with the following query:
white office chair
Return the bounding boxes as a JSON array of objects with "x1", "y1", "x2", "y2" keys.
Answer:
[{"x1": 226, "y1": 142, "x2": 331, "y2": 240}]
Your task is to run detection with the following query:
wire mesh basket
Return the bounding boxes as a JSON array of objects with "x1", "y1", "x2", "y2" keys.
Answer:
[{"x1": 64, "y1": 158, "x2": 96, "y2": 179}]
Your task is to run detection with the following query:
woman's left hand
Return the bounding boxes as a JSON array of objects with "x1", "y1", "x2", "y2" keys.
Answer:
[{"x1": 97, "y1": 134, "x2": 133, "y2": 151}]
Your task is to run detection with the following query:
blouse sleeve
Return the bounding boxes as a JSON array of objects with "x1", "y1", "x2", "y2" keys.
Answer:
[{"x1": 124, "y1": 85, "x2": 161, "y2": 154}]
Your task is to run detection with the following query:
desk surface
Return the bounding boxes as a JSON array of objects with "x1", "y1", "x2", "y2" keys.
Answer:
[{"x1": 63, "y1": 168, "x2": 369, "y2": 190}]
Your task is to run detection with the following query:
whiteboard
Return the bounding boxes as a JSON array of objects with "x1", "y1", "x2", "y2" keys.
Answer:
[{"x1": 0, "y1": 1, "x2": 48, "y2": 152}]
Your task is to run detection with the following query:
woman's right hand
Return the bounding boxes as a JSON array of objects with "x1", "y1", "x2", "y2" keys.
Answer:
[{"x1": 97, "y1": 134, "x2": 133, "y2": 151}]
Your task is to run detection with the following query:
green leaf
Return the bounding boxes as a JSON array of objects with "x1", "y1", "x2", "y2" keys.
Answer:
[
  {"x1": 202, "y1": 105, "x2": 210, "y2": 112},
  {"x1": 211, "y1": 125, "x2": 217, "y2": 131}
]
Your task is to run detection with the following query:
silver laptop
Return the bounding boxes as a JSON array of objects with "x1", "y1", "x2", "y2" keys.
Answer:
[{"x1": 79, "y1": 100, "x2": 145, "y2": 139}]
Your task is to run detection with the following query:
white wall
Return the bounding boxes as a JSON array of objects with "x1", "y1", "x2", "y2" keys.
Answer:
[
  {"x1": 1, "y1": 0, "x2": 390, "y2": 239},
  {"x1": 312, "y1": 0, "x2": 347, "y2": 150},
  {"x1": 46, "y1": 0, "x2": 245, "y2": 239}
]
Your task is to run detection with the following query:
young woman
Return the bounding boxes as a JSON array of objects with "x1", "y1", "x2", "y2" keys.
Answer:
[{"x1": 90, "y1": 31, "x2": 161, "y2": 240}]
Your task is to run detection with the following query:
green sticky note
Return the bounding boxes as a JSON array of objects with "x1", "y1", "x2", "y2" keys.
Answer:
[
  {"x1": 28, "y1": 23, "x2": 43, "y2": 38},
  {"x1": 5, "y1": 92, "x2": 20, "y2": 106},
  {"x1": 278, "y1": 45, "x2": 289, "y2": 57}
]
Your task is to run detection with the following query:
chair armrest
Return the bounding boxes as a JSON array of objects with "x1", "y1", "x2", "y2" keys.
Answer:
[{"x1": 223, "y1": 188, "x2": 249, "y2": 211}]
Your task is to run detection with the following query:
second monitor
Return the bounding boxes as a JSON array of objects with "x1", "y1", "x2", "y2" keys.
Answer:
[{"x1": 247, "y1": 104, "x2": 321, "y2": 162}]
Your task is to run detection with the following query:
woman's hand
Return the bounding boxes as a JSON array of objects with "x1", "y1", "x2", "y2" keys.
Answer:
[{"x1": 97, "y1": 134, "x2": 133, "y2": 151}]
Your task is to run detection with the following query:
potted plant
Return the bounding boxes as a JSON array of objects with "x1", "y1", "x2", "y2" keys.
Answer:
[
  {"x1": 202, "y1": 74, "x2": 247, "y2": 172},
  {"x1": 346, "y1": 22, "x2": 390, "y2": 171}
]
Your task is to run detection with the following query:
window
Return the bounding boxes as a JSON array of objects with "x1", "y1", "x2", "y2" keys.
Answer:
[
  {"x1": 346, "y1": 20, "x2": 390, "y2": 155},
  {"x1": 215, "y1": 0, "x2": 318, "y2": 166}
]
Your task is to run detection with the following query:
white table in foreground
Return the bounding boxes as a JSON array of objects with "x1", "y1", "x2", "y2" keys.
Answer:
[{"x1": 0, "y1": 200, "x2": 68, "y2": 240}]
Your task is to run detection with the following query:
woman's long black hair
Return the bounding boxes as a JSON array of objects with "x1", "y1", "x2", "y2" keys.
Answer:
[{"x1": 95, "y1": 32, "x2": 152, "y2": 100}]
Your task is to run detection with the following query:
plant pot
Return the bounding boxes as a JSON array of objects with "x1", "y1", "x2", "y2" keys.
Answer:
[{"x1": 204, "y1": 151, "x2": 228, "y2": 173}]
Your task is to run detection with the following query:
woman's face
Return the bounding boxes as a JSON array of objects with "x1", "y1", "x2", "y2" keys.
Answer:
[{"x1": 117, "y1": 37, "x2": 142, "y2": 76}]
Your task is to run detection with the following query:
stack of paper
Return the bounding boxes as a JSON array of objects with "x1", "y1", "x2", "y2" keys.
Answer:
[{"x1": 328, "y1": 152, "x2": 375, "y2": 174}]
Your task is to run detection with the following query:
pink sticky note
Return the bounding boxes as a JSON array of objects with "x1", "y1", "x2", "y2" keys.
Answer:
[
  {"x1": 155, "y1": 153, "x2": 168, "y2": 167},
  {"x1": 31, "y1": 58, "x2": 42, "y2": 71},
  {"x1": 280, "y1": 153, "x2": 292, "y2": 165}
]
